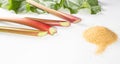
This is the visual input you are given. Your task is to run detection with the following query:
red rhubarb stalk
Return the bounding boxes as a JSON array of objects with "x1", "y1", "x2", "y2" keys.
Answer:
[
  {"x1": 0, "y1": 17, "x2": 57, "y2": 35},
  {"x1": 25, "y1": 17, "x2": 71, "y2": 27},
  {"x1": 26, "y1": 0, "x2": 81, "y2": 23},
  {"x1": 0, "y1": 26, "x2": 47, "y2": 36}
]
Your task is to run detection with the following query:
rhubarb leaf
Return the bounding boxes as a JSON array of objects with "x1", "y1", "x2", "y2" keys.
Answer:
[
  {"x1": 0, "y1": 2, "x2": 1, "y2": 7},
  {"x1": 26, "y1": 3, "x2": 37, "y2": 12},
  {"x1": 91, "y1": 5, "x2": 101, "y2": 14},
  {"x1": 8, "y1": 0, "x2": 23, "y2": 13},
  {"x1": 0, "y1": 0, "x2": 101, "y2": 14},
  {"x1": 87, "y1": 0, "x2": 101, "y2": 14}
]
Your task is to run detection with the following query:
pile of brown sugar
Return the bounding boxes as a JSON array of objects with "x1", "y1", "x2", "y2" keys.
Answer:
[{"x1": 83, "y1": 26, "x2": 118, "y2": 54}]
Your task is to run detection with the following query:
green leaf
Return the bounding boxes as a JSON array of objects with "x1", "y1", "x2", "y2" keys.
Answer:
[
  {"x1": 87, "y1": 0, "x2": 101, "y2": 14},
  {"x1": 26, "y1": 3, "x2": 37, "y2": 12},
  {"x1": 80, "y1": 1, "x2": 91, "y2": 8},
  {"x1": 91, "y1": 5, "x2": 101, "y2": 14},
  {"x1": 0, "y1": 3, "x2": 1, "y2": 7},
  {"x1": 51, "y1": 0, "x2": 65, "y2": 10},
  {"x1": 51, "y1": 3, "x2": 60, "y2": 10},
  {"x1": 63, "y1": 0, "x2": 79, "y2": 14},
  {"x1": 8, "y1": 0, "x2": 23, "y2": 13},
  {"x1": 87, "y1": 0, "x2": 99, "y2": 6}
]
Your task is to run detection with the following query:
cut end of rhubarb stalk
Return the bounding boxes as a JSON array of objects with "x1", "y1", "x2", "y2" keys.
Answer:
[
  {"x1": 37, "y1": 31, "x2": 48, "y2": 37},
  {"x1": 60, "y1": 22, "x2": 71, "y2": 27},
  {"x1": 73, "y1": 18, "x2": 82, "y2": 23},
  {"x1": 49, "y1": 27, "x2": 57, "y2": 35}
]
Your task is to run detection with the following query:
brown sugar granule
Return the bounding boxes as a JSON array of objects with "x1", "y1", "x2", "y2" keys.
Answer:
[{"x1": 83, "y1": 26, "x2": 118, "y2": 54}]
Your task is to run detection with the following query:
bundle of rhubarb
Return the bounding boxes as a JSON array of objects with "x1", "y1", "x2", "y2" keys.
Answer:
[{"x1": 0, "y1": 0, "x2": 81, "y2": 37}]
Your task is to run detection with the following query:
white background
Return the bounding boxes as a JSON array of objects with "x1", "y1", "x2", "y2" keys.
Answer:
[{"x1": 0, "y1": 0, "x2": 120, "y2": 64}]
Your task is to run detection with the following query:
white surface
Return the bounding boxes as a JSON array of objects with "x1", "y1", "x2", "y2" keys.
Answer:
[{"x1": 0, "y1": 0, "x2": 120, "y2": 64}]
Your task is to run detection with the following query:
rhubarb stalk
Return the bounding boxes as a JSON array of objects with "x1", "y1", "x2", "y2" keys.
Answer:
[
  {"x1": 0, "y1": 26, "x2": 47, "y2": 36},
  {"x1": 26, "y1": 0, "x2": 81, "y2": 23},
  {"x1": 25, "y1": 17, "x2": 70, "y2": 27},
  {"x1": 0, "y1": 17, "x2": 57, "y2": 35}
]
